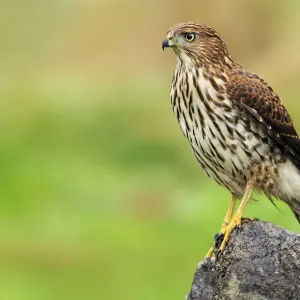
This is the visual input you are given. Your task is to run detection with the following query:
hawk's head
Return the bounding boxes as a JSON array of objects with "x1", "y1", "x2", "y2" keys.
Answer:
[{"x1": 162, "y1": 23, "x2": 232, "y2": 68}]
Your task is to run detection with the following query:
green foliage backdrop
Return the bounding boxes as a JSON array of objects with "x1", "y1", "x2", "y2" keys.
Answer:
[{"x1": 1, "y1": 1, "x2": 300, "y2": 299}]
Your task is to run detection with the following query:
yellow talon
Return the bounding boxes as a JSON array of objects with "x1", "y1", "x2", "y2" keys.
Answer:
[
  {"x1": 205, "y1": 182, "x2": 254, "y2": 259},
  {"x1": 241, "y1": 216, "x2": 257, "y2": 224},
  {"x1": 205, "y1": 245, "x2": 216, "y2": 260},
  {"x1": 218, "y1": 182, "x2": 254, "y2": 254},
  {"x1": 205, "y1": 195, "x2": 236, "y2": 260},
  {"x1": 219, "y1": 214, "x2": 242, "y2": 253}
]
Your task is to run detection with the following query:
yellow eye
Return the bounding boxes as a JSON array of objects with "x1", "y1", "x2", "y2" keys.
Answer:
[{"x1": 184, "y1": 33, "x2": 195, "y2": 42}]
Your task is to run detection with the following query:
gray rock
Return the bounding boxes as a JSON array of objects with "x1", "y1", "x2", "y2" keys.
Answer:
[{"x1": 186, "y1": 220, "x2": 300, "y2": 300}]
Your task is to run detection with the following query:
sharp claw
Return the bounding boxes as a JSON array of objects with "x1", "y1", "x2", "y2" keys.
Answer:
[
  {"x1": 204, "y1": 256, "x2": 211, "y2": 263},
  {"x1": 205, "y1": 245, "x2": 216, "y2": 260},
  {"x1": 214, "y1": 232, "x2": 224, "y2": 243},
  {"x1": 215, "y1": 235, "x2": 224, "y2": 248},
  {"x1": 214, "y1": 233, "x2": 219, "y2": 241},
  {"x1": 240, "y1": 217, "x2": 259, "y2": 225},
  {"x1": 216, "y1": 248, "x2": 222, "y2": 258}
]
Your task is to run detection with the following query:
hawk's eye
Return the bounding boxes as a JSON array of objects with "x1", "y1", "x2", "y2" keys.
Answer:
[{"x1": 184, "y1": 33, "x2": 195, "y2": 42}]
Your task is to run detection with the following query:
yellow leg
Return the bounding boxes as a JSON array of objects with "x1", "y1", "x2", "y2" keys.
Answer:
[
  {"x1": 219, "y1": 182, "x2": 254, "y2": 253},
  {"x1": 205, "y1": 195, "x2": 236, "y2": 260},
  {"x1": 221, "y1": 195, "x2": 237, "y2": 230}
]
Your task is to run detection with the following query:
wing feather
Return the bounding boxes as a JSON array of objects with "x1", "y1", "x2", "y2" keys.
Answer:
[{"x1": 226, "y1": 69, "x2": 300, "y2": 167}]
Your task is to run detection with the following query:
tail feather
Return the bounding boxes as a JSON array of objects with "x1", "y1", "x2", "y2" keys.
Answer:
[
  {"x1": 290, "y1": 200, "x2": 300, "y2": 223},
  {"x1": 277, "y1": 160, "x2": 300, "y2": 223}
]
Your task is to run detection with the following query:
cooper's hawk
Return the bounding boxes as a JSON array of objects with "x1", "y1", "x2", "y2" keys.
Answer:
[{"x1": 162, "y1": 23, "x2": 300, "y2": 258}]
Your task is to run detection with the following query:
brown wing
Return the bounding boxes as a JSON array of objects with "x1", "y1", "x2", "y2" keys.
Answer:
[{"x1": 226, "y1": 69, "x2": 300, "y2": 167}]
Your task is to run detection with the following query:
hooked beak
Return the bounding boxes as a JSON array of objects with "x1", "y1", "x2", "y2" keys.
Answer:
[
  {"x1": 162, "y1": 34, "x2": 175, "y2": 50},
  {"x1": 162, "y1": 38, "x2": 169, "y2": 50}
]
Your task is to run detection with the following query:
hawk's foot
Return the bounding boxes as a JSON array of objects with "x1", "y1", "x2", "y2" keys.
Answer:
[
  {"x1": 242, "y1": 217, "x2": 259, "y2": 224},
  {"x1": 205, "y1": 221, "x2": 230, "y2": 260},
  {"x1": 205, "y1": 245, "x2": 216, "y2": 260},
  {"x1": 218, "y1": 214, "x2": 242, "y2": 254}
]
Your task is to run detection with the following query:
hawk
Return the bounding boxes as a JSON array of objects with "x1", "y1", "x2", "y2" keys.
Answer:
[{"x1": 162, "y1": 23, "x2": 300, "y2": 258}]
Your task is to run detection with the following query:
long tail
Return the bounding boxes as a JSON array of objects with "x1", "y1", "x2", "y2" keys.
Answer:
[
  {"x1": 290, "y1": 200, "x2": 300, "y2": 223},
  {"x1": 277, "y1": 160, "x2": 300, "y2": 223}
]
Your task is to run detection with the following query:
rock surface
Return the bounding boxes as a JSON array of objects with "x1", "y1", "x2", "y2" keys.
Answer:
[{"x1": 186, "y1": 221, "x2": 300, "y2": 300}]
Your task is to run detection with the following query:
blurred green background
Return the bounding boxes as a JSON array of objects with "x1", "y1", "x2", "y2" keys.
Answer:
[{"x1": 1, "y1": 1, "x2": 300, "y2": 299}]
